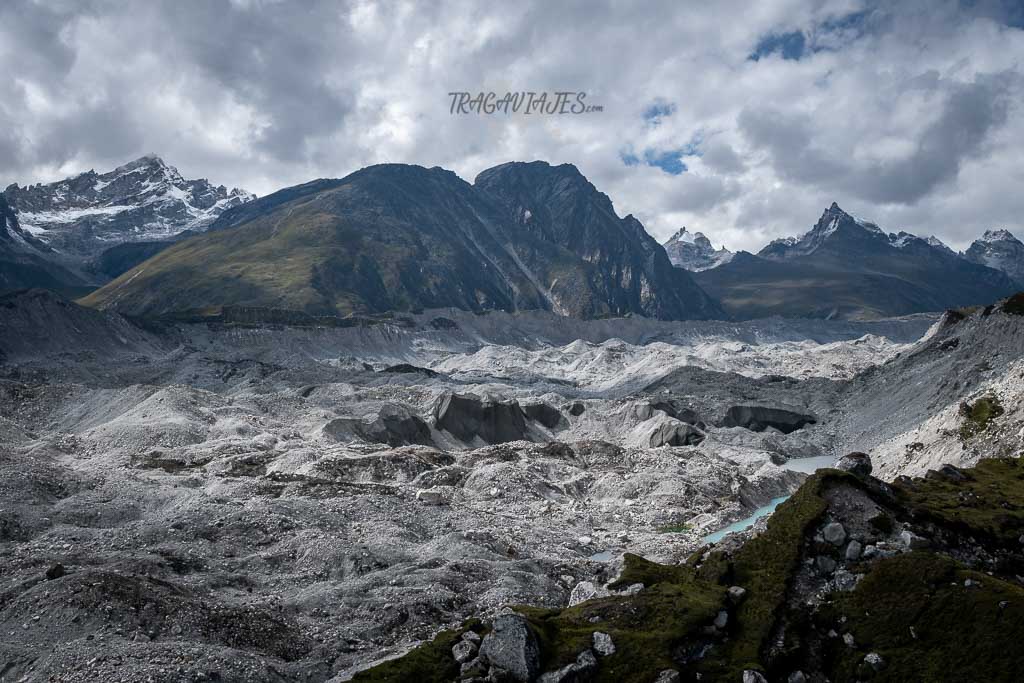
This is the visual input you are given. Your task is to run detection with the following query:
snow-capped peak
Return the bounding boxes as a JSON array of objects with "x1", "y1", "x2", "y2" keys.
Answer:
[
  {"x1": 980, "y1": 228, "x2": 1020, "y2": 244},
  {"x1": 3, "y1": 155, "x2": 254, "y2": 260},
  {"x1": 663, "y1": 227, "x2": 733, "y2": 271}
]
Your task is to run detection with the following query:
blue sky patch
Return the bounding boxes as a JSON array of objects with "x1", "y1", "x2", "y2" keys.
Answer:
[{"x1": 749, "y1": 30, "x2": 806, "y2": 61}]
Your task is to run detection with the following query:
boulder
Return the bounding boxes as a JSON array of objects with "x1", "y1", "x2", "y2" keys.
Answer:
[
  {"x1": 416, "y1": 488, "x2": 447, "y2": 505},
  {"x1": 452, "y1": 638, "x2": 477, "y2": 663},
  {"x1": 522, "y1": 402, "x2": 565, "y2": 429},
  {"x1": 45, "y1": 563, "x2": 65, "y2": 580},
  {"x1": 647, "y1": 419, "x2": 705, "y2": 447},
  {"x1": 727, "y1": 586, "x2": 747, "y2": 604},
  {"x1": 836, "y1": 452, "x2": 873, "y2": 477},
  {"x1": 592, "y1": 631, "x2": 615, "y2": 656},
  {"x1": 743, "y1": 671, "x2": 768, "y2": 683},
  {"x1": 568, "y1": 401, "x2": 586, "y2": 416},
  {"x1": 569, "y1": 581, "x2": 609, "y2": 606},
  {"x1": 845, "y1": 540, "x2": 862, "y2": 561},
  {"x1": 381, "y1": 363, "x2": 439, "y2": 378},
  {"x1": 823, "y1": 522, "x2": 847, "y2": 546},
  {"x1": 323, "y1": 403, "x2": 433, "y2": 447},
  {"x1": 479, "y1": 613, "x2": 541, "y2": 682},
  {"x1": 537, "y1": 649, "x2": 598, "y2": 682},
  {"x1": 816, "y1": 556, "x2": 837, "y2": 574},
  {"x1": 654, "y1": 671, "x2": 681, "y2": 683},
  {"x1": 788, "y1": 672, "x2": 807, "y2": 683},
  {"x1": 864, "y1": 652, "x2": 886, "y2": 671},
  {"x1": 434, "y1": 392, "x2": 529, "y2": 444},
  {"x1": 721, "y1": 405, "x2": 816, "y2": 434}
]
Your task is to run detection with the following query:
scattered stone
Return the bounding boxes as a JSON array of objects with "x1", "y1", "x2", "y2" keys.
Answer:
[
  {"x1": 845, "y1": 540, "x2": 862, "y2": 561},
  {"x1": 569, "y1": 581, "x2": 608, "y2": 606},
  {"x1": 836, "y1": 452, "x2": 873, "y2": 477},
  {"x1": 864, "y1": 652, "x2": 885, "y2": 671},
  {"x1": 453, "y1": 639, "x2": 477, "y2": 663},
  {"x1": 727, "y1": 586, "x2": 747, "y2": 603},
  {"x1": 823, "y1": 522, "x2": 847, "y2": 546},
  {"x1": 592, "y1": 631, "x2": 615, "y2": 656},
  {"x1": 833, "y1": 569, "x2": 857, "y2": 591},
  {"x1": 537, "y1": 648, "x2": 597, "y2": 682},
  {"x1": 899, "y1": 530, "x2": 930, "y2": 549},
  {"x1": 816, "y1": 556, "x2": 837, "y2": 574},
  {"x1": 843, "y1": 632, "x2": 857, "y2": 648},
  {"x1": 479, "y1": 613, "x2": 541, "y2": 682},
  {"x1": 415, "y1": 488, "x2": 447, "y2": 505}
]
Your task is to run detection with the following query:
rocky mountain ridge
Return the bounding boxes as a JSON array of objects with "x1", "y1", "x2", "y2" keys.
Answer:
[
  {"x1": 80, "y1": 161, "x2": 724, "y2": 321},
  {"x1": 692, "y1": 203, "x2": 1019, "y2": 319}
]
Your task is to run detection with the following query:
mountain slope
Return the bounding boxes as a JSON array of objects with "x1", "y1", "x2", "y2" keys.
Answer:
[
  {"x1": 694, "y1": 203, "x2": 1019, "y2": 319},
  {"x1": 474, "y1": 161, "x2": 723, "y2": 320},
  {"x1": 0, "y1": 194, "x2": 94, "y2": 297},
  {"x1": 662, "y1": 227, "x2": 734, "y2": 271},
  {"x1": 3, "y1": 155, "x2": 253, "y2": 263},
  {"x1": 964, "y1": 229, "x2": 1024, "y2": 286},
  {"x1": 80, "y1": 162, "x2": 723, "y2": 321}
]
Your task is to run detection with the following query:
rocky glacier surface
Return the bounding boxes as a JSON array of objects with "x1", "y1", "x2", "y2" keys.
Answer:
[{"x1": 0, "y1": 291, "x2": 1022, "y2": 681}]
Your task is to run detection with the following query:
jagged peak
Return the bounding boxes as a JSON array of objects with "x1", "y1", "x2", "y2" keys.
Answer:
[{"x1": 980, "y1": 228, "x2": 1020, "y2": 244}]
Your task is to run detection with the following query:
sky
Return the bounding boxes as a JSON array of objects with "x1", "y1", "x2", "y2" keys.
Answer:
[{"x1": 2, "y1": 0, "x2": 1023, "y2": 252}]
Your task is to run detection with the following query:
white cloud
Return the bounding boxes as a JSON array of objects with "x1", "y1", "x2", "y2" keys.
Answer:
[{"x1": 1, "y1": 0, "x2": 1023, "y2": 252}]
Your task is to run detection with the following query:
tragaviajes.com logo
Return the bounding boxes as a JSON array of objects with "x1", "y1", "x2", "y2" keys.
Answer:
[{"x1": 448, "y1": 91, "x2": 603, "y2": 115}]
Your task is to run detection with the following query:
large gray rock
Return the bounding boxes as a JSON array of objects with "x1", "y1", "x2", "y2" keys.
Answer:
[
  {"x1": 836, "y1": 452, "x2": 873, "y2": 477},
  {"x1": 522, "y1": 402, "x2": 565, "y2": 429},
  {"x1": 435, "y1": 392, "x2": 529, "y2": 444},
  {"x1": 721, "y1": 405, "x2": 816, "y2": 434},
  {"x1": 823, "y1": 522, "x2": 847, "y2": 546},
  {"x1": 479, "y1": 613, "x2": 541, "y2": 682},
  {"x1": 647, "y1": 419, "x2": 705, "y2": 447},
  {"x1": 323, "y1": 403, "x2": 433, "y2": 447},
  {"x1": 743, "y1": 671, "x2": 768, "y2": 683},
  {"x1": 654, "y1": 671, "x2": 681, "y2": 683}
]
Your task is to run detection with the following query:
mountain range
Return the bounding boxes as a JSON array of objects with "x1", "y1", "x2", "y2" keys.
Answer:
[
  {"x1": 0, "y1": 155, "x2": 252, "y2": 294},
  {"x1": 3, "y1": 156, "x2": 1023, "y2": 322},
  {"x1": 80, "y1": 161, "x2": 724, "y2": 320},
  {"x1": 682, "y1": 203, "x2": 1023, "y2": 319}
]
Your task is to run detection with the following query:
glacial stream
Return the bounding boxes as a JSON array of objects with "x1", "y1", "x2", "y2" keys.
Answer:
[{"x1": 701, "y1": 454, "x2": 837, "y2": 544}]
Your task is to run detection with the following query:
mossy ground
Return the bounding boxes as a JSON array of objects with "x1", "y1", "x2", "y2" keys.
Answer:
[
  {"x1": 894, "y1": 457, "x2": 1024, "y2": 545},
  {"x1": 958, "y1": 395, "x2": 1005, "y2": 440},
  {"x1": 828, "y1": 552, "x2": 1024, "y2": 681},
  {"x1": 356, "y1": 461, "x2": 1024, "y2": 681},
  {"x1": 519, "y1": 556, "x2": 726, "y2": 682},
  {"x1": 350, "y1": 620, "x2": 484, "y2": 682}
]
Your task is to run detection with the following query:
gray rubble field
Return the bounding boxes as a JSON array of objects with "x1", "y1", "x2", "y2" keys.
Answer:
[{"x1": 1, "y1": 290, "x2": 1021, "y2": 681}]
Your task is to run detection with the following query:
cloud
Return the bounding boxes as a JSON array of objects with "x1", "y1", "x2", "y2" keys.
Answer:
[{"x1": 0, "y1": 0, "x2": 1022, "y2": 253}]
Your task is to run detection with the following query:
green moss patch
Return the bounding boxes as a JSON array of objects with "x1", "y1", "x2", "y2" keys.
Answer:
[
  {"x1": 519, "y1": 572, "x2": 726, "y2": 682},
  {"x1": 829, "y1": 552, "x2": 1024, "y2": 681},
  {"x1": 351, "y1": 620, "x2": 484, "y2": 682},
  {"x1": 894, "y1": 457, "x2": 1024, "y2": 546},
  {"x1": 959, "y1": 396, "x2": 1005, "y2": 440}
]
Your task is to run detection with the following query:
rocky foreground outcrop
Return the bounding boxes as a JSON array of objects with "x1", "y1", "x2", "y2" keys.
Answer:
[{"x1": 357, "y1": 456, "x2": 1024, "y2": 682}]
